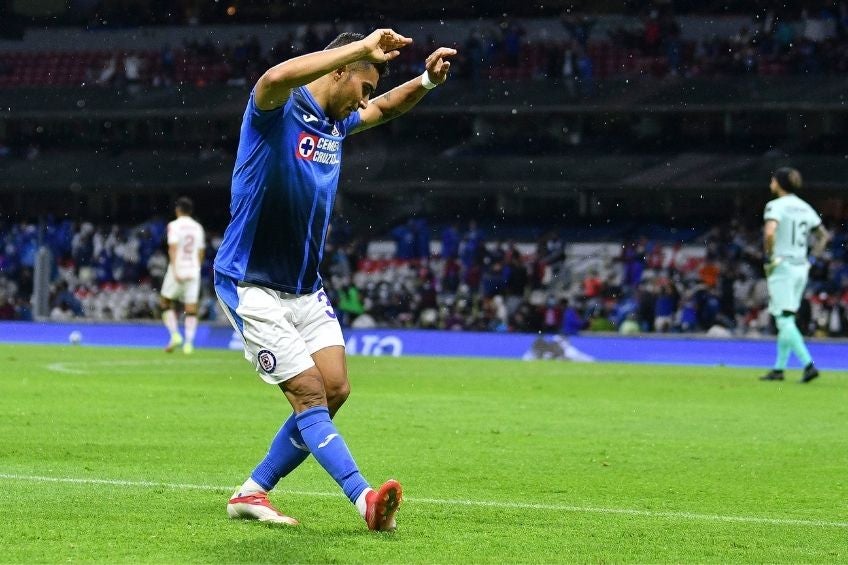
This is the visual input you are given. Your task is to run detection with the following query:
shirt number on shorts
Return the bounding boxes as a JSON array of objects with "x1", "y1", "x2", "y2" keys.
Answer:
[{"x1": 317, "y1": 291, "x2": 337, "y2": 319}]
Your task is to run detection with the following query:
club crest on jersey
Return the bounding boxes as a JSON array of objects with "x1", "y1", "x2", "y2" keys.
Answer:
[
  {"x1": 297, "y1": 132, "x2": 318, "y2": 159},
  {"x1": 257, "y1": 349, "x2": 277, "y2": 373},
  {"x1": 296, "y1": 131, "x2": 341, "y2": 165}
]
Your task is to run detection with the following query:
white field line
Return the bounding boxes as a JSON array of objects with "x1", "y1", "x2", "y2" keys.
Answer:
[
  {"x1": 0, "y1": 472, "x2": 845, "y2": 529},
  {"x1": 44, "y1": 359, "x2": 226, "y2": 374}
]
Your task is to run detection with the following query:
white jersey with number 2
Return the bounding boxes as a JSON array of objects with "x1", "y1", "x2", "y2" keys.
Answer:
[{"x1": 167, "y1": 216, "x2": 205, "y2": 279}]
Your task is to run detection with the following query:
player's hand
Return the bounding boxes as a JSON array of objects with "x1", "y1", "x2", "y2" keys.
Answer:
[
  {"x1": 763, "y1": 256, "x2": 781, "y2": 277},
  {"x1": 361, "y1": 29, "x2": 412, "y2": 63},
  {"x1": 424, "y1": 47, "x2": 457, "y2": 85}
]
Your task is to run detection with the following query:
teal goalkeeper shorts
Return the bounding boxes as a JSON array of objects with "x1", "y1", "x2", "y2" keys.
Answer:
[{"x1": 767, "y1": 260, "x2": 810, "y2": 316}]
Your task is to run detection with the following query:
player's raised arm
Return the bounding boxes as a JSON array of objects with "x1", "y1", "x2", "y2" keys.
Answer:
[
  {"x1": 255, "y1": 29, "x2": 411, "y2": 110},
  {"x1": 351, "y1": 46, "x2": 457, "y2": 134}
]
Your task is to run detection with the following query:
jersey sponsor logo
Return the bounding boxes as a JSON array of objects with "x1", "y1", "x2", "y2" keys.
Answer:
[
  {"x1": 302, "y1": 113, "x2": 319, "y2": 123},
  {"x1": 257, "y1": 349, "x2": 277, "y2": 373},
  {"x1": 296, "y1": 131, "x2": 340, "y2": 165},
  {"x1": 331, "y1": 124, "x2": 340, "y2": 136}
]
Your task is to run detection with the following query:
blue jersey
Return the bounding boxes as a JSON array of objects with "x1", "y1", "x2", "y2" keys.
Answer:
[{"x1": 214, "y1": 86, "x2": 361, "y2": 294}]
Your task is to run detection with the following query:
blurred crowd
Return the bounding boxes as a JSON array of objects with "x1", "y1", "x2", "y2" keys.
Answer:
[
  {"x1": 322, "y1": 219, "x2": 848, "y2": 338},
  {"x1": 0, "y1": 218, "x2": 218, "y2": 322},
  {"x1": 3, "y1": 216, "x2": 846, "y2": 339},
  {"x1": 51, "y1": 5, "x2": 848, "y2": 95}
]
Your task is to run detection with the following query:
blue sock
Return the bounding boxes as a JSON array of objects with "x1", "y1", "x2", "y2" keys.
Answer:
[
  {"x1": 250, "y1": 413, "x2": 310, "y2": 491},
  {"x1": 295, "y1": 406, "x2": 369, "y2": 503}
]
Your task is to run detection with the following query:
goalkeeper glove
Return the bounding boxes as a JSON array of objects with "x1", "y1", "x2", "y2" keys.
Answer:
[{"x1": 764, "y1": 256, "x2": 782, "y2": 277}]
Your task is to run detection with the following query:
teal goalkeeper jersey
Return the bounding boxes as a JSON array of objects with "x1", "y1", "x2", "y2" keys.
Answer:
[{"x1": 763, "y1": 194, "x2": 822, "y2": 261}]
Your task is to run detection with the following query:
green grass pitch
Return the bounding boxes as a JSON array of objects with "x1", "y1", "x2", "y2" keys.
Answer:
[{"x1": 1, "y1": 343, "x2": 847, "y2": 563}]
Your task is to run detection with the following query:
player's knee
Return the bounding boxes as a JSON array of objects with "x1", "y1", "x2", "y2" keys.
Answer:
[
  {"x1": 283, "y1": 369, "x2": 328, "y2": 410},
  {"x1": 326, "y1": 378, "x2": 351, "y2": 407}
]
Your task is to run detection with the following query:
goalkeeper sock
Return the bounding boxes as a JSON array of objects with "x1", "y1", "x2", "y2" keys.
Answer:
[
  {"x1": 296, "y1": 406, "x2": 369, "y2": 504},
  {"x1": 251, "y1": 413, "x2": 310, "y2": 491},
  {"x1": 776, "y1": 315, "x2": 812, "y2": 369}
]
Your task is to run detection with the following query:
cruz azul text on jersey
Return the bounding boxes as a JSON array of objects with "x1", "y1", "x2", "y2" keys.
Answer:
[{"x1": 297, "y1": 132, "x2": 341, "y2": 165}]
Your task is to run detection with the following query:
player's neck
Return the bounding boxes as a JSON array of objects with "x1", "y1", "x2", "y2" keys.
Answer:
[{"x1": 304, "y1": 79, "x2": 330, "y2": 114}]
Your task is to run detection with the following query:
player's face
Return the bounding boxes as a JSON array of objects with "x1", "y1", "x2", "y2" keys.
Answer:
[
  {"x1": 769, "y1": 177, "x2": 780, "y2": 195},
  {"x1": 329, "y1": 65, "x2": 379, "y2": 121}
]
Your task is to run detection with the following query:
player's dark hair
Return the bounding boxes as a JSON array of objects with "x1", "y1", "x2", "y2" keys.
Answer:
[
  {"x1": 773, "y1": 167, "x2": 802, "y2": 193},
  {"x1": 324, "y1": 32, "x2": 389, "y2": 77},
  {"x1": 175, "y1": 196, "x2": 194, "y2": 215}
]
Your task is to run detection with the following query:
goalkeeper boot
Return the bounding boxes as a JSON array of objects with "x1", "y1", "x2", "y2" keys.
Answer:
[
  {"x1": 227, "y1": 491, "x2": 299, "y2": 525},
  {"x1": 801, "y1": 363, "x2": 820, "y2": 384},
  {"x1": 759, "y1": 369, "x2": 784, "y2": 381},
  {"x1": 364, "y1": 479, "x2": 403, "y2": 531}
]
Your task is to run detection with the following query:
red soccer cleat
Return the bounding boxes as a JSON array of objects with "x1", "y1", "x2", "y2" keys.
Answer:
[
  {"x1": 226, "y1": 491, "x2": 299, "y2": 525},
  {"x1": 365, "y1": 479, "x2": 403, "y2": 531}
]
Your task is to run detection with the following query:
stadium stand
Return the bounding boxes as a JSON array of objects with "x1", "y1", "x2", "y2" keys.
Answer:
[
  {"x1": 1, "y1": 3, "x2": 846, "y2": 339},
  {"x1": 1, "y1": 216, "x2": 846, "y2": 340}
]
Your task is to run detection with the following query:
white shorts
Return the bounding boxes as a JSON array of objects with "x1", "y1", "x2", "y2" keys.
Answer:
[
  {"x1": 161, "y1": 267, "x2": 201, "y2": 304},
  {"x1": 214, "y1": 272, "x2": 344, "y2": 384}
]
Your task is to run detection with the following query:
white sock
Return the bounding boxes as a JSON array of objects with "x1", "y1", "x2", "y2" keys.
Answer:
[
  {"x1": 355, "y1": 488, "x2": 373, "y2": 518},
  {"x1": 236, "y1": 477, "x2": 266, "y2": 497},
  {"x1": 162, "y1": 310, "x2": 179, "y2": 336},
  {"x1": 185, "y1": 315, "x2": 198, "y2": 344}
]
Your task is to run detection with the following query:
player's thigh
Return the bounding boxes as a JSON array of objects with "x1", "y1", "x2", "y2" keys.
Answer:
[
  {"x1": 791, "y1": 264, "x2": 810, "y2": 310},
  {"x1": 295, "y1": 290, "x2": 348, "y2": 399},
  {"x1": 771, "y1": 264, "x2": 807, "y2": 314},
  {"x1": 183, "y1": 277, "x2": 201, "y2": 312},
  {"x1": 295, "y1": 288, "x2": 345, "y2": 356},
  {"x1": 160, "y1": 269, "x2": 181, "y2": 301},
  {"x1": 312, "y1": 345, "x2": 349, "y2": 410}
]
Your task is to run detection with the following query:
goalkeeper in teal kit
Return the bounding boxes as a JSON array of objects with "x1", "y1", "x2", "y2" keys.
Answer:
[{"x1": 760, "y1": 168, "x2": 831, "y2": 383}]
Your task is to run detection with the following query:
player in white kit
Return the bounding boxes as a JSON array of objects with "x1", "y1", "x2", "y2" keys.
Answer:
[{"x1": 160, "y1": 197, "x2": 206, "y2": 354}]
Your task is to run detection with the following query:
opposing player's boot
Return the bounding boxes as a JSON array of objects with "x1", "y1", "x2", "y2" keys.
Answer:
[
  {"x1": 226, "y1": 491, "x2": 299, "y2": 525},
  {"x1": 759, "y1": 369, "x2": 784, "y2": 381},
  {"x1": 800, "y1": 363, "x2": 820, "y2": 384},
  {"x1": 183, "y1": 342, "x2": 194, "y2": 355},
  {"x1": 164, "y1": 333, "x2": 183, "y2": 353},
  {"x1": 364, "y1": 479, "x2": 403, "y2": 531}
]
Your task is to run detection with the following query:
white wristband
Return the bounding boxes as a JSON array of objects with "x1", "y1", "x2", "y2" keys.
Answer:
[{"x1": 421, "y1": 70, "x2": 438, "y2": 90}]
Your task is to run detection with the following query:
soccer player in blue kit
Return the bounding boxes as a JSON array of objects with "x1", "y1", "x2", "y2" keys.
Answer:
[{"x1": 214, "y1": 29, "x2": 456, "y2": 530}]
